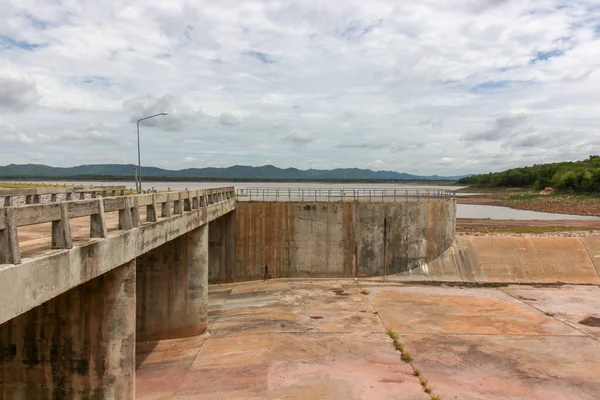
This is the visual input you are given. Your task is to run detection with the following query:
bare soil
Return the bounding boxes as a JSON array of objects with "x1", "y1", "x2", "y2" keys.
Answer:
[{"x1": 458, "y1": 192, "x2": 600, "y2": 217}]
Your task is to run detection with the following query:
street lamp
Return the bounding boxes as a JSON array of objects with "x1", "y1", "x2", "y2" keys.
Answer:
[{"x1": 136, "y1": 112, "x2": 168, "y2": 193}]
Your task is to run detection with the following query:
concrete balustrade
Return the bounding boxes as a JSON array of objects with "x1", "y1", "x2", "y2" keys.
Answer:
[
  {"x1": 0, "y1": 186, "x2": 128, "y2": 207},
  {"x1": 0, "y1": 188, "x2": 235, "y2": 265}
]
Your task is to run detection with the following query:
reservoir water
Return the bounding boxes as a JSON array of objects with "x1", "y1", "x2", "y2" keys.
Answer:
[{"x1": 15, "y1": 180, "x2": 600, "y2": 221}]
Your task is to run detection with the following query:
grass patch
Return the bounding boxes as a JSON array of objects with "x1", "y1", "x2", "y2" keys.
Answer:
[
  {"x1": 401, "y1": 352, "x2": 413, "y2": 363},
  {"x1": 506, "y1": 193, "x2": 542, "y2": 201},
  {"x1": 0, "y1": 182, "x2": 66, "y2": 189},
  {"x1": 456, "y1": 186, "x2": 529, "y2": 194},
  {"x1": 457, "y1": 226, "x2": 600, "y2": 234},
  {"x1": 360, "y1": 289, "x2": 370, "y2": 295}
]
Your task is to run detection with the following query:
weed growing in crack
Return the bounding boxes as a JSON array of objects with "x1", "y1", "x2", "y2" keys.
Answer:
[
  {"x1": 360, "y1": 289, "x2": 370, "y2": 295},
  {"x1": 386, "y1": 328, "x2": 441, "y2": 399}
]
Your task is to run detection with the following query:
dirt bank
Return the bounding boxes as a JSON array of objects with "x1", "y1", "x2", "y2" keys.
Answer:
[
  {"x1": 458, "y1": 190, "x2": 600, "y2": 217},
  {"x1": 457, "y1": 218, "x2": 600, "y2": 231}
]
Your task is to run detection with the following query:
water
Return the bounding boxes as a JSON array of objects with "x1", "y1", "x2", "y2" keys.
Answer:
[
  {"x1": 10, "y1": 180, "x2": 599, "y2": 221},
  {"x1": 23, "y1": 180, "x2": 461, "y2": 191}
]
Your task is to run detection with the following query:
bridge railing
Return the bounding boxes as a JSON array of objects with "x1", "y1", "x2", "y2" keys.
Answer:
[
  {"x1": 236, "y1": 187, "x2": 456, "y2": 202},
  {"x1": 1, "y1": 185, "x2": 128, "y2": 207},
  {"x1": 0, "y1": 187, "x2": 235, "y2": 265}
]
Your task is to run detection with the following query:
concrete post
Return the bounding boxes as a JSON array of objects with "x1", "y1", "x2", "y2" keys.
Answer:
[
  {"x1": 147, "y1": 195, "x2": 158, "y2": 222},
  {"x1": 51, "y1": 203, "x2": 72, "y2": 249},
  {"x1": 0, "y1": 208, "x2": 20, "y2": 264},
  {"x1": 0, "y1": 260, "x2": 136, "y2": 399},
  {"x1": 184, "y1": 192, "x2": 191, "y2": 212},
  {"x1": 225, "y1": 211, "x2": 236, "y2": 282},
  {"x1": 131, "y1": 197, "x2": 141, "y2": 227},
  {"x1": 162, "y1": 197, "x2": 172, "y2": 217},
  {"x1": 118, "y1": 201, "x2": 133, "y2": 231},
  {"x1": 90, "y1": 199, "x2": 108, "y2": 238},
  {"x1": 174, "y1": 193, "x2": 183, "y2": 214},
  {"x1": 136, "y1": 223, "x2": 209, "y2": 341}
]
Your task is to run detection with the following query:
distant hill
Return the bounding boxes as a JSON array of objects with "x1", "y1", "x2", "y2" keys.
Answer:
[
  {"x1": 458, "y1": 155, "x2": 600, "y2": 193},
  {"x1": 0, "y1": 163, "x2": 463, "y2": 182}
]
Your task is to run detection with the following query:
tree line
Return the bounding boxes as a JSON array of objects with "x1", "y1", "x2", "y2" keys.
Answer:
[{"x1": 458, "y1": 156, "x2": 600, "y2": 193}]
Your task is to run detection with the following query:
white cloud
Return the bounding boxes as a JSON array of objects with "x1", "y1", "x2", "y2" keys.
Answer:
[
  {"x1": 218, "y1": 112, "x2": 240, "y2": 126},
  {"x1": 0, "y1": 62, "x2": 41, "y2": 113},
  {"x1": 1, "y1": 0, "x2": 599, "y2": 174},
  {"x1": 283, "y1": 129, "x2": 315, "y2": 146},
  {"x1": 1, "y1": 124, "x2": 33, "y2": 144}
]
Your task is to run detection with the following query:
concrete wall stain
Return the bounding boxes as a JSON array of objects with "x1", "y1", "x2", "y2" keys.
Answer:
[
  {"x1": 0, "y1": 262, "x2": 135, "y2": 399},
  {"x1": 210, "y1": 201, "x2": 455, "y2": 283}
]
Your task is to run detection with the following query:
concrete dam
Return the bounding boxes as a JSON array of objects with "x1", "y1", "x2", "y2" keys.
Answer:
[{"x1": 1, "y1": 186, "x2": 599, "y2": 399}]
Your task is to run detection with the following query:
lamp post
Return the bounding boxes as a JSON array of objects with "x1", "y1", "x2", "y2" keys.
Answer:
[{"x1": 136, "y1": 112, "x2": 168, "y2": 193}]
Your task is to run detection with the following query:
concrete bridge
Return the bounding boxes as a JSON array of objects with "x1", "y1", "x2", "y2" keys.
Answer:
[{"x1": 0, "y1": 187, "x2": 235, "y2": 399}]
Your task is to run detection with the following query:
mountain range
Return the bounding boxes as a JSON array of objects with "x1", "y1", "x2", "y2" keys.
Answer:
[{"x1": 0, "y1": 164, "x2": 463, "y2": 182}]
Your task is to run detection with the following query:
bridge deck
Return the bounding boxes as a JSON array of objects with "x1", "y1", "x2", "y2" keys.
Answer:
[{"x1": 17, "y1": 209, "x2": 151, "y2": 259}]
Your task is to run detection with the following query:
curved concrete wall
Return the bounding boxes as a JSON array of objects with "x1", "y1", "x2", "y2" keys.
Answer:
[
  {"x1": 209, "y1": 200, "x2": 456, "y2": 283},
  {"x1": 393, "y1": 235, "x2": 600, "y2": 284}
]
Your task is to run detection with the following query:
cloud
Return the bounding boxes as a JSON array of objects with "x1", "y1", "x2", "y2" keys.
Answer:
[
  {"x1": 439, "y1": 157, "x2": 455, "y2": 166},
  {"x1": 218, "y1": 113, "x2": 240, "y2": 126},
  {"x1": 336, "y1": 140, "x2": 388, "y2": 150},
  {"x1": 1, "y1": 0, "x2": 600, "y2": 175},
  {"x1": 283, "y1": 130, "x2": 315, "y2": 146},
  {"x1": 461, "y1": 113, "x2": 529, "y2": 142},
  {"x1": 0, "y1": 68, "x2": 40, "y2": 113},
  {"x1": 391, "y1": 143, "x2": 426, "y2": 153},
  {"x1": 1, "y1": 124, "x2": 33, "y2": 143},
  {"x1": 124, "y1": 94, "x2": 202, "y2": 131},
  {"x1": 55, "y1": 130, "x2": 120, "y2": 143}
]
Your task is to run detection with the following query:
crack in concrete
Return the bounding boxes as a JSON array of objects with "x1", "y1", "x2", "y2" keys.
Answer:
[{"x1": 499, "y1": 288, "x2": 599, "y2": 343}]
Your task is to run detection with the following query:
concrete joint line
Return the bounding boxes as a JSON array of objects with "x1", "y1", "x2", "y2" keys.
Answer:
[{"x1": 499, "y1": 288, "x2": 599, "y2": 343}]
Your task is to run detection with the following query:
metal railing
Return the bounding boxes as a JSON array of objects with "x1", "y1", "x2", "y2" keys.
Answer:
[
  {"x1": 0, "y1": 187, "x2": 235, "y2": 265},
  {"x1": 236, "y1": 187, "x2": 455, "y2": 202}
]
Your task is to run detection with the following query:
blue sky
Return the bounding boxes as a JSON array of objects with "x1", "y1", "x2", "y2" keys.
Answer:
[{"x1": 1, "y1": 0, "x2": 600, "y2": 175}]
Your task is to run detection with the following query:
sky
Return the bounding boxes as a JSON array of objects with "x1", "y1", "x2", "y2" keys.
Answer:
[{"x1": 1, "y1": 0, "x2": 600, "y2": 176}]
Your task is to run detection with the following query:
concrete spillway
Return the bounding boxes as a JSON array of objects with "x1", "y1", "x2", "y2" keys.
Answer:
[{"x1": 395, "y1": 235, "x2": 600, "y2": 284}]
